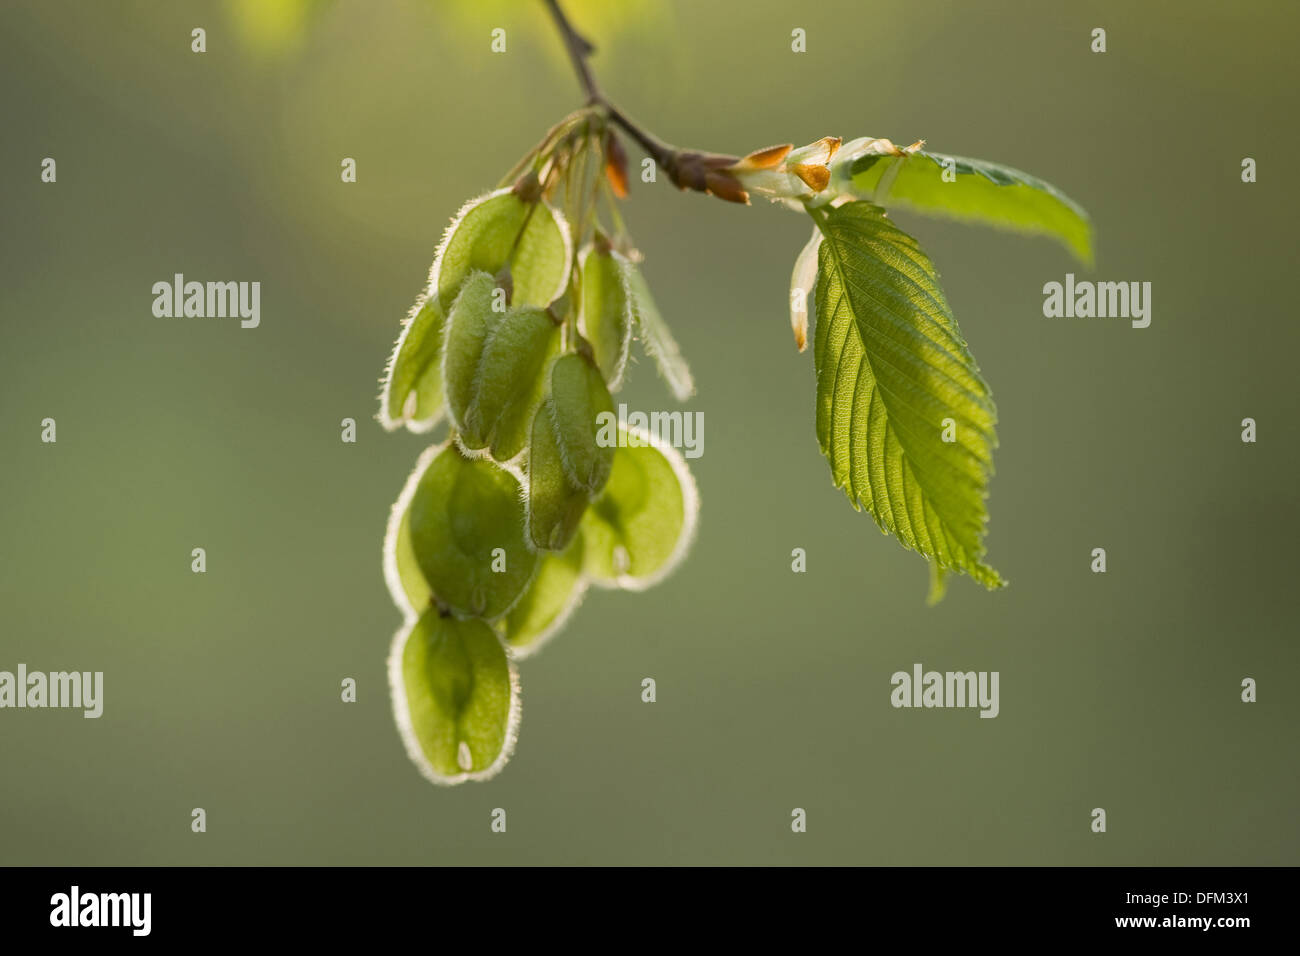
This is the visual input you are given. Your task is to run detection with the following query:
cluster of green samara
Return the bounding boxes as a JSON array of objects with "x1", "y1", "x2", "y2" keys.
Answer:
[
  {"x1": 377, "y1": 121, "x2": 698, "y2": 784},
  {"x1": 373, "y1": 89, "x2": 1095, "y2": 784}
]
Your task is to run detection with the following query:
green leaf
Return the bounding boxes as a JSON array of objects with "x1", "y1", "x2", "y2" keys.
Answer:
[
  {"x1": 579, "y1": 245, "x2": 634, "y2": 389},
  {"x1": 407, "y1": 443, "x2": 538, "y2": 618},
  {"x1": 627, "y1": 261, "x2": 695, "y2": 400},
  {"x1": 812, "y1": 200, "x2": 1004, "y2": 590},
  {"x1": 844, "y1": 147, "x2": 1092, "y2": 267},
  {"x1": 462, "y1": 306, "x2": 561, "y2": 460},
  {"x1": 502, "y1": 532, "x2": 587, "y2": 656},
  {"x1": 389, "y1": 608, "x2": 519, "y2": 784},
  {"x1": 581, "y1": 427, "x2": 699, "y2": 590},
  {"x1": 526, "y1": 397, "x2": 591, "y2": 551},
  {"x1": 549, "y1": 352, "x2": 616, "y2": 495},
  {"x1": 379, "y1": 295, "x2": 448, "y2": 432},
  {"x1": 442, "y1": 271, "x2": 506, "y2": 438},
  {"x1": 433, "y1": 188, "x2": 570, "y2": 310}
]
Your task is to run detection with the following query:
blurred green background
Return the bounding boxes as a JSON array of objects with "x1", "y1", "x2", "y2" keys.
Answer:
[{"x1": 1, "y1": 0, "x2": 1296, "y2": 865}]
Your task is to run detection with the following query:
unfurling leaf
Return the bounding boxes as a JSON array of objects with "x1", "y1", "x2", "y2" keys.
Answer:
[
  {"x1": 926, "y1": 560, "x2": 948, "y2": 607},
  {"x1": 389, "y1": 609, "x2": 518, "y2": 783},
  {"x1": 730, "y1": 137, "x2": 841, "y2": 207},
  {"x1": 789, "y1": 226, "x2": 821, "y2": 352},
  {"x1": 626, "y1": 261, "x2": 695, "y2": 400},
  {"x1": 503, "y1": 533, "x2": 587, "y2": 656},
  {"x1": 579, "y1": 244, "x2": 634, "y2": 389},
  {"x1": 462, "y1": 306, "x2": 561, "y2": 460},
  {"x1": 812, "y1": 201, "x2": 1004, "y2": 590},
  {"x1": 407, "y1": 444, "x2": 538, "y2": 618},
  {"x1": 548, "y1": 352, "x2": 615, "y2": 495},
  {"x1": 582, "y1": 427, "x2": 699, "y2": 590},
  {"x1": 839, "y1": 143, "x2": 1093, "y2": 267}
]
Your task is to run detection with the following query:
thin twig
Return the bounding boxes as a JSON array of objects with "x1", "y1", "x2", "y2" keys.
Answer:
[
  {"x1": 542, "y1": 0, "x2": 601, "y2": 103},
  {"x1": 540, "y1": 0, "x2": 679, "y2": 176},
  {"x1": 603, "y1": 103, "x2": 679, "y2": 173},
  {"x1": 540, "y1": 0, "x2": 746, "y2": 202}
]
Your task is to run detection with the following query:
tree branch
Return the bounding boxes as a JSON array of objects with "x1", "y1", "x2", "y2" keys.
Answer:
[
  {"x1": 542, "y1": 0, "x2": 600, "y2": 103},
  {"x1": 540, "y1": 0, "x2": 745, "y2": 202}
]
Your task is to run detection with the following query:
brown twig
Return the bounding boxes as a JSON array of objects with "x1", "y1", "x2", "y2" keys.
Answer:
[{"x1": 540, "y1": 0, "x2": 745, "y2": 202}]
